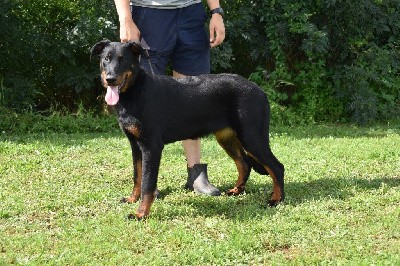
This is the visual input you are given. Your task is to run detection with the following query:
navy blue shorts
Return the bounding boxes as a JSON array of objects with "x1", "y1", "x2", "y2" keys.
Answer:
[{"x1": 131, "y1": 3, "x2": 210, "y2": 75}]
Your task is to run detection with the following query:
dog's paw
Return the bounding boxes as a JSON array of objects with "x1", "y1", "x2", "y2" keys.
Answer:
[
  {"x1": 127, "y1": 212, "x2": 148, "y2": 221},
  {"x1": 268, "y1": 191, "x2": 284, "y2": 207},
  {"x1": 267, "y1": 199, "x2": 280, "y2": 207},
  {"x1": 120, "y1": 196, "x2": 139, "y2": 204},
  {"x1": 267, "y1": 195, "x2": 284, "y2": 207},
  {"x1": 127, "y1": 213, "x2": 138, "y2": 220},
  {"x1": 226, "y1": 187, "x2": 245, "y2": 196}
]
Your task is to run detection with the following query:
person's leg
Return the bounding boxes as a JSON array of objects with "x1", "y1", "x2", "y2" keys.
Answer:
[
  {"x1": 173, "y1": 70, "x2": 221, "y2": 196},
  {"x1": 172, "y1": 70, "x2": 201, "y2": 168},
  {"x1": 182, "y1": 140, "x2": 201, "y2": 167},
  {"x1": 131, "y1": 6, "x2": 176, "y2": 75},
  {"x1": 132, "y1": 4, "x2": 220, "y2": 196},
  {"x1": 171, "y1": 4, "x2": 220, "y2": 196}
]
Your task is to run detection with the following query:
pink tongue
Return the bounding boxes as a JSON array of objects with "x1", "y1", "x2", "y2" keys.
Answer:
[{"x1": 105, "y1": 86, "x2": 119, "y2": 105}]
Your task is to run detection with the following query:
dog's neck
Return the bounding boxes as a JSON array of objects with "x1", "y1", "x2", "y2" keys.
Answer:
[
  {"x1": 118, "y1": 67, "x2": 147, "y2": 107},
  {"x1": 128, "y1": 66, "x2": 140, "y2": 84}
]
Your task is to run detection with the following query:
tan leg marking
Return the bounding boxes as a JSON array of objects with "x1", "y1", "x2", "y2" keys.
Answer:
[
  {"x1": 265, "y1": 166, "x2": 283, "y2": 202},
  {"x1": 123, "y1": 160, "x2": 142, "y2": 204},
  {"x1": 215, "y1": 128, "x2": 250, "y2": 196},
  {"x1": 134, "y1": 191, "x2": 157, "y2": 220}
]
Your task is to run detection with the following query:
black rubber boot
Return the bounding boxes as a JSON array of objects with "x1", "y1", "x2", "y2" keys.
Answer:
[{"x1": 185, "y1": 164, "x2": 221, "y2": 196}]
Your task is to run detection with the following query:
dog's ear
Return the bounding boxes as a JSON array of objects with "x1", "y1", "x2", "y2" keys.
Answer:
[
  {"x1": 90, "y1": 39, "x2": 111, "y2": 60},
  {"x1": 127, "y1": 41, "x2": 150, "y2": 58}
]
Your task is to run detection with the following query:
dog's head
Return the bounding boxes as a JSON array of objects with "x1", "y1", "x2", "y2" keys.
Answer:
[{"x1": 90, "y1": 40, "x2": 148, "y2": 105}]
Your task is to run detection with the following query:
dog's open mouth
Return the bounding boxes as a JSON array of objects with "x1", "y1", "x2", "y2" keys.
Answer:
[{"x1": 105, "y1": 76, "x2": 127, "y2": 106}]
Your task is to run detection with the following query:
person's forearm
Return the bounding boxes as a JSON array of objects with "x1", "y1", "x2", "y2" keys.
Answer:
[
  {"x1": 206, "y1": 0, "x2": 221, "y2": 10},
  {"x1": 114, "y1": 0, "x2": 133, "y2": 21},
  {"x1": 114, "y1": 0, "x2": 140, "y2": 41}
]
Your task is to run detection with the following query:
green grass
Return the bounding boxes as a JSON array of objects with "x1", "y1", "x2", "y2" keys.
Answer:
[{"x1": 1, "y1": 118, "x2": 399, "y2": 265}]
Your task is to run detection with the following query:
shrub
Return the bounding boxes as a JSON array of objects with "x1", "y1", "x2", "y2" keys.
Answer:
[
  {"x1": 0, "y1": 0, "x2": 118, "y2": 112},
  {"x1": 220, "y1": 0, "x2": 400, "y2": 124},
  {"x1": 1, "y1": 0, "x2": 399, "y2": 124}
]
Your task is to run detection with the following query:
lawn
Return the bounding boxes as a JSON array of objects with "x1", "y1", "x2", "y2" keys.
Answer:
[{"x1": 0, "y1": 118, "x2": 399, "y2": 265}]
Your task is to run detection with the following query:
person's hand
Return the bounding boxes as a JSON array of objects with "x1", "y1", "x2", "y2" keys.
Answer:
[
  {"x1": 119, "y1": 18, "x2": 141, "y2": 42},
  {"x1": 209, "y1": 14, "x2": 225, "y2": 47}
]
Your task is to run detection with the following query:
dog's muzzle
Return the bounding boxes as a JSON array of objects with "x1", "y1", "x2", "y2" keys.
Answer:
[{"x1": 105, "y1": 76, "x2": 127, "y2": 106}]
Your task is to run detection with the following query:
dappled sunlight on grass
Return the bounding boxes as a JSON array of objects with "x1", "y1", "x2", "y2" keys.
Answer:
[{"x1": 0, "y1": 123, "x2": 399, "y2": 264}]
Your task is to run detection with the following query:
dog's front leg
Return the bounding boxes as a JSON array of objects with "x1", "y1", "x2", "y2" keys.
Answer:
[
  {"x1": 130, "y1": 143, "x2": 163, "y2": 220},
  {"x1": 121, "y1": 138, "x2": 142, "y2": 204}
]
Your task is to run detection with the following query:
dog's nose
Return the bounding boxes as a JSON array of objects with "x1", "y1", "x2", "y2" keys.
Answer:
[{"x1": 106, "y1": 76, "x2": 117, "y2": 85}]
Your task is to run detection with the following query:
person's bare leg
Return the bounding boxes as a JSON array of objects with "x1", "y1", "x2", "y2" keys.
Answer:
[
  {"x1": 173, "y1": 70, "x2": 220, "y2": 196},
  {"x1": 182, "y1": 138, "x2": 201, "y2": 167}
]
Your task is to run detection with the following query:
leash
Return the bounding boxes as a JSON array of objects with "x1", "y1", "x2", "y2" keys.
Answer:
[
  {"x1": 139, "y1": 37, "x2": 155, "y2": 75},
  {"x1": 138, "y1": 49, "x2": 155, "y2": 76},
  {"x1": 146, "y1": 53, "x2": 155, "y2": 76}
]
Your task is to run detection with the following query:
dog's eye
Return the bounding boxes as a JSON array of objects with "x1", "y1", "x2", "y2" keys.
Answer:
[{"x1": 104, "y1": 56, "x2": 110, "y2": 62}]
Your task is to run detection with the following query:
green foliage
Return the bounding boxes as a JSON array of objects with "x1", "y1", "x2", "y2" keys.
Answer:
[
  {"x1": 0, "y1": 0, "x2": 118, "y2": 112},
  {"x1": 220, "y1": 0, "x2": 400, "y2": 124},
  {"x1": 0, "y1": 77, "x2": 37, "y2": 111},
  {"x1": 334, "y1": 43, "x2": 400, "y2": 124},
  {"x1": 1, "y1": 0, "x2": 399, "y2": 124}
]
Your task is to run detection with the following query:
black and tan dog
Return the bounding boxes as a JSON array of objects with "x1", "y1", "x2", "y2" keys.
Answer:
[{"x1": 91, "y1": 40, "x2": 285, "y2": 220}]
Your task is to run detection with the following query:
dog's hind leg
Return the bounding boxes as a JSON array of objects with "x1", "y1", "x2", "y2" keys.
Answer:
[
  {"x1": 241, "y1": 135, "x2": 285, "y2": 206},
  {"x1": 261, "y1": 152, "x2": 284, "y2": 206},
  {"x1": 246, "y1": 155, "x2": 269, "y2": 175},
  {"x1": 252, "y1": 150, "x2": 284, "y2": 206},
  {"x1": 214, "y1": 128, "x2": 251, "y2": 196}
]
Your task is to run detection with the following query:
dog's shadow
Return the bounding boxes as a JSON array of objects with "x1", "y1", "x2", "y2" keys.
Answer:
[{"x1": 152, "y1": 176, "x2": 399, "y2": 220}]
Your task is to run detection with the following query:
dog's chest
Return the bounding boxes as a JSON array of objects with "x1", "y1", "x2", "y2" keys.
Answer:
[{"x1": 117, "y1": 107, "x2": 142, "y2": 139}]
